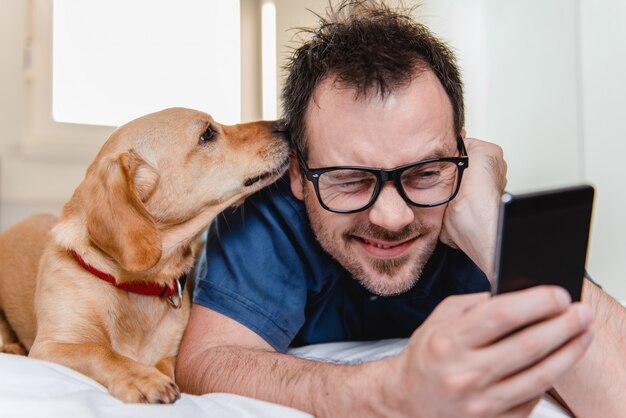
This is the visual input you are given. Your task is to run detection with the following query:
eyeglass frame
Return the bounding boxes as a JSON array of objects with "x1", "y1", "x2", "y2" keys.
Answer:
[{"x1": 295, "y1": 136, "x2": 469, "y2": 214}]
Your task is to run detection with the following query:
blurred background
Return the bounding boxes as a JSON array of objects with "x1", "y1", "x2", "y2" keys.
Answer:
[{"x1": 1, "y1": 0, "x2": 624, "y2": 300}]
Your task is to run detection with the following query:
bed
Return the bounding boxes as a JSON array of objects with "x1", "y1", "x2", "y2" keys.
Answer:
[{"x1": 0, "y1": 338, "x2": 572, "y2": 418}]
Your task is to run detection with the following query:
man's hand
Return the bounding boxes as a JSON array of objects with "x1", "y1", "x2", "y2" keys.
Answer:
[
  {"x1": 440, "y1": 137, "x2": 507, "y2": 279},
  {"x1": 383, "y1": 286, "x2": 593, "y2": 417}
]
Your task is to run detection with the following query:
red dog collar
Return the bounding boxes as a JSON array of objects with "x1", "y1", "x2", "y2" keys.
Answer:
[{"x1": 70, "y1": 250, "x2": 184, "y2": 308}]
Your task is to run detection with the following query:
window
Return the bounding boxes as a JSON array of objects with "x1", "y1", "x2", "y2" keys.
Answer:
[{"x1": 23, "y1": 0, "x2": 266, "y2": 160}]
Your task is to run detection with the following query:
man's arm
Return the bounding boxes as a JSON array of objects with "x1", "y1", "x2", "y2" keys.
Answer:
[
  {"x1": 177, "y1": 291, "x2": 590, "y2": 418},
  {"x1": 176, "y1": 305, "x2": 391, "y2": 418},
  {"x1": 552, "y1": 279, "x2": 626, "y2": 417}
]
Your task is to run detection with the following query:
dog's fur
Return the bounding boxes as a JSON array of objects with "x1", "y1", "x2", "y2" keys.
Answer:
[{"x1": 0, "y1": 108, "x2": 290, "y2": 403}]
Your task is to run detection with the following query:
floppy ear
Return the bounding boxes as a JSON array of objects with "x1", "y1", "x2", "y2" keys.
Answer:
[{"x1": 86, "y1": 150, "x2": 161, "y2": 272}]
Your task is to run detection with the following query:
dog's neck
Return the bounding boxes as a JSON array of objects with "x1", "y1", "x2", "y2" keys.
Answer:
[
  {"x1": 157, "y1": 205, "x2": 225, "y2": 254},
  {"x1": 115, "y1": 231, "x2": 202, "y2": 286},
  {"x1": 70, "y1": 249, "x2": 186, "y2": 308}
]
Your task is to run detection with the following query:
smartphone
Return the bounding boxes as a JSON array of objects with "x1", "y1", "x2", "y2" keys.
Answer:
[{"x1": 492, "y1": 184, "x2": 594, "y2": 301}]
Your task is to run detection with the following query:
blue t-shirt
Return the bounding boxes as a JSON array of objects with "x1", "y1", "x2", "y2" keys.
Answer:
[{"x1": 194, "y1": 176, "x2": 491, "y2": 352}]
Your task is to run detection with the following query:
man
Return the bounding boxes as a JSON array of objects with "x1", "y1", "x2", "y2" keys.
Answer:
[{"x1": 177, "y1": 1, "x2": 625, "y2": 416}]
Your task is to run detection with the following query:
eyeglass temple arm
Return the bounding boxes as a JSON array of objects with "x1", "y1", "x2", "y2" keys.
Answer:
[{"x1": 457, "y1": 135, "x2": 468, "y2": 156}]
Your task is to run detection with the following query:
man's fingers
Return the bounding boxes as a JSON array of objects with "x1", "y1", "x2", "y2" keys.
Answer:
[
  {"x1": 457, "y1": 303, "x2": 591, "y2": 394},
  {"x1": 479, "y1": 303, "x2": 592, "y2": 383},
  {"x1": 455, "y1": 286, "x2": 574, "y2": 347},
  {"x1": 482, "y1": 330, "x2": 592, "y2": 415}
]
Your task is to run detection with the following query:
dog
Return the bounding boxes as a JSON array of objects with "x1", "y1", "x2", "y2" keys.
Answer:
[{"x1": 0, "y1": 107, "x2": 290, "y2": 403}]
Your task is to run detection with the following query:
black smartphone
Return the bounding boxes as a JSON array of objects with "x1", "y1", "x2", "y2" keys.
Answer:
[{"x1": 492, "y1": 184, "x2": 595, "y2": 301}]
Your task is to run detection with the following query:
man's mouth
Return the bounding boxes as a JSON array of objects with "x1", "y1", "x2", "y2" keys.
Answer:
[{"x1": 354, "y1": 236, "x2": 418, "y2": 258}]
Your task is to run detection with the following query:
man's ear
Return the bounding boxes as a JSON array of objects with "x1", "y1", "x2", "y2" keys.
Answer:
[
  {"x1": 289, "y1": 155, "x2": 305, "y2": 201},
  {"x1": 460, "y1": 128, "x2": 467, "y2": 138},
  {"x1": 86, "y1": 150, "x2": 162, "y2": 272}
]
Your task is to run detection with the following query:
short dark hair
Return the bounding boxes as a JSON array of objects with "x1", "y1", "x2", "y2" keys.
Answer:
[{"x1": 282, "y1": 0, "x2": 464, "y2": 158}]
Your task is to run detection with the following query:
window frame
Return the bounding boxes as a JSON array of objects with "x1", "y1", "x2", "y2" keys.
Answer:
[
  {"x1": 23, "y1": 0, "x2": 116, "y2": 160},
  {"x1": 22, "y1": 0, "x2": 262, "y2": 161}
]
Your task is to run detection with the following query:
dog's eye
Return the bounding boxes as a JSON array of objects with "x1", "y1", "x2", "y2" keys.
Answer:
[{"x1": 200, "y1": 125, "x2": 217, "y2": 144}]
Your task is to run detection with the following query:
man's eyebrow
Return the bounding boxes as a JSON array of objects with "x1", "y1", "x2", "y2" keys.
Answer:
[
  {"x1": 427, "y1": 149, "x2": 448, "y2": 159},
  {"x1": 417, "y1": 147, "x2": 455, "y2": 161}
]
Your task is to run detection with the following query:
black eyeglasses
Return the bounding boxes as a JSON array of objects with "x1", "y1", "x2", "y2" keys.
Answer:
[{"x1": 296, "y1": 136, "x2": 469, "y2": 214}]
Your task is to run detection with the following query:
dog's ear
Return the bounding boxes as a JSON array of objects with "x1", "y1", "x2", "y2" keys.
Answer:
[{"x1": 86, "y1": 150, "x2": 162, "y2": 272}]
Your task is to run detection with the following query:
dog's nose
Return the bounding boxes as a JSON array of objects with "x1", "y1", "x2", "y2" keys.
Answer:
[{"x1": 271, "y1": 120, "x2": 288, "y2": 135}]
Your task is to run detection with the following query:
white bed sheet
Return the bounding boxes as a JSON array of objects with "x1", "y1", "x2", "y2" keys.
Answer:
[
  {"x1": 0, "y1": 354, "x2": 309, "y2": 418},
  {"x1": 0, "y1": 339, "x2": 573, "y2": 418}
]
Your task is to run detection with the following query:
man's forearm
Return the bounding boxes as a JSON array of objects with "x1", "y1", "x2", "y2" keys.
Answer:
[
  {"x1": 554, "y1": 279, "x2": 626, "y2": 417},
  {"x1": 176, "y1": 345, "x2": 396, "y2": 417}
]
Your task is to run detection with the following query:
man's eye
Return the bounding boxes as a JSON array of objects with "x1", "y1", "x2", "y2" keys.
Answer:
[
  {"x1": 200, "y1": 125, "x2": 217, "y2": 144},
  {"x1": 417, "y1": 170, "x2": 440, "y2": 178},
  {"x1": 337, "y1": 180, "x2": 372, "y2": 191}
]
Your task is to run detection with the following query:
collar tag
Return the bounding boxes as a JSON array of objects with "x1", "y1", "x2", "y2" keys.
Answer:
[{"x1": 167, "y1": 278, "x2": 184, "y2": 309}]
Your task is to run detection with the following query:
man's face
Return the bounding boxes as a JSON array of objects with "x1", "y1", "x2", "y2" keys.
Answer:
[{"x1": 289, "y1": 70, "x2": 458, "y2": 296}]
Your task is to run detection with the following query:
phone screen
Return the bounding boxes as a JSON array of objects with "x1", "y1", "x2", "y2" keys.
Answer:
[{"x1": 492, "y1": 185, "x2": 594, "y2": 301}]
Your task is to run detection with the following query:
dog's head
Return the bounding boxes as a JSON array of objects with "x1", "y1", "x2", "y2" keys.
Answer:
[{"x1": 62, "y1": 108, "x2": 290, "y2": 274}]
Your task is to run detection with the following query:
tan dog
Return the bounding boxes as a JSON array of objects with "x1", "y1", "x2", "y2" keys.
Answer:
[{"x1": 0, "y1": 107, "x2": 290, "y2": 403}]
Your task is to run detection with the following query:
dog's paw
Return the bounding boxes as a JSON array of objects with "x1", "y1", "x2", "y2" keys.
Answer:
[
  {"x1": 109, "y1": 367, "x2": 180, "y2": 404},
  {"x1": 0, "y1": 342, "x2": 28, "y2": 355}
]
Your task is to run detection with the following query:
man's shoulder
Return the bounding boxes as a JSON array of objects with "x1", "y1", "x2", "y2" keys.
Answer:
[
  {"x1": 196, "y1": 175, "x2": 343, "y2": 351},
  {"x1": 207, "y1": 174, "x2": 339, "y2": 277},
  {"x1": 246, "y1": 175, "x2": 307, "y2": 225}
]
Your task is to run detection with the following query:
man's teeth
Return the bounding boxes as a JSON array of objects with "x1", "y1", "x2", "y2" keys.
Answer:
[{"x1": 364, "y1": 239, "x2": 396, "y2": 249}]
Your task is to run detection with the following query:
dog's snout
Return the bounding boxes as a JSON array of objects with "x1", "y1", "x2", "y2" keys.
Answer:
[{"x1": 271, "y1": 121, "x2": 288, "y2": 135}]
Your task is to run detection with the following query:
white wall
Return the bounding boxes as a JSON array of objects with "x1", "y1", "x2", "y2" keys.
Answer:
[
  {"x1": 1, "y1": 0, "x2": 624, "y2": 300},
  {"x1": 578, "y1": 0, "x2": 626, "y2": 300}
]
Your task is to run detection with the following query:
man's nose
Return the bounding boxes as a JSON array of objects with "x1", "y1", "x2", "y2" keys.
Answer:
[{"x1": 367, "y1": 183, "x2": 415, "y2": 232}]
